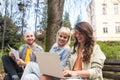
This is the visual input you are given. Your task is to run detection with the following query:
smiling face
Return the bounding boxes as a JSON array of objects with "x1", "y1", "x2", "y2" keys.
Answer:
[
  {"x1": 57, "y1": 32, "x2": 69, "y2": 47},
  {"x1": 74, "y1": 22, "x2": 94, "y2": 46},
  {"x1": 56, "y1": 27, "x2": 70, "y2": 47},
  {"x1": 74, "y1": 30, "x2": 85, "y2": 44},
  {"x1": 24, "y1": 31, "x2": 35, "y2": 46}
]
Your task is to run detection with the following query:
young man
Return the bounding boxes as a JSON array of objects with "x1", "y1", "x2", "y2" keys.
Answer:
[
  {"x1": 1, "y1": 30, "x2": 44, "y2": 80},
  {"x1": 21, "y1": 27, "x2": 71, "y2": 80}
]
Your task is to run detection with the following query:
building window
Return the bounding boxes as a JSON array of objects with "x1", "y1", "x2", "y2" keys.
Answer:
[
  {"x1": 114, "y1": 4, "x2": 119, "y2": 14},
  {"x1": 103, "y1": 27, "x2": 108, "y2": 33},
  {"x1": 102, "y1": 4, "x2": 107, "y2": 15},
  {"x1": 116, "y1": 25, "x2": 120, "y2": 33}
]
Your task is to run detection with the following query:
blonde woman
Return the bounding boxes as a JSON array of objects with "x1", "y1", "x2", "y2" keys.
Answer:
[{"x1": 21, "y1": 27, "x2": 71, "y2": 80}]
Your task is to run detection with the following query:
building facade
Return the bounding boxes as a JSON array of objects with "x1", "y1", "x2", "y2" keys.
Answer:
[{"x1": 92, "y1": 0, "x2": 120, "y2": 41}]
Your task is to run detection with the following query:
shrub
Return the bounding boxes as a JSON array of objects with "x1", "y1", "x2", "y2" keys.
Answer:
[{"x1": 97, "y1": 41, "x2": 120, "y2": 60}]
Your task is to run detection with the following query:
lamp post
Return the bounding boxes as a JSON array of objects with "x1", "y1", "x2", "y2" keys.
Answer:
[{"x1": 18, "y1": 2, "x2": 24, "y2": 35}]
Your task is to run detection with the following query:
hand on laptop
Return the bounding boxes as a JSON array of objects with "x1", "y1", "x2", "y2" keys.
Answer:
[
  {"x1": 63, "y1": 69, "x2": 80, "y2": 78},
  {"x1": 63, "y1": 67, "x2": 72, "y2": 77}
]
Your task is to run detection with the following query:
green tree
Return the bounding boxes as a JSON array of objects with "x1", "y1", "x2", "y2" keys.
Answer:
[
  {"x1": 0, "y1": 15, "x2": 23, "y2": 51},
  {"x1": 40, "y1": 1, "x2": 48, "y2": 29},
  {"x1": 62, "y1": 12, "x2": 71, "y2": 28}
]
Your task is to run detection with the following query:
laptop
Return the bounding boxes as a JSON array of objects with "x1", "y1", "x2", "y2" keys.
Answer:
[
  {"x1": 35, "y1": 52, "x2": 65, "y2": 78},
  {"x1": 35, "y1": 52, "x2": 85, "y2": 79}
]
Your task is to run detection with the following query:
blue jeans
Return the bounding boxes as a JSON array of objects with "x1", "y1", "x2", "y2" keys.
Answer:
[{"x1": 21, "y1": 62, "x2": 41, "y2": 80}]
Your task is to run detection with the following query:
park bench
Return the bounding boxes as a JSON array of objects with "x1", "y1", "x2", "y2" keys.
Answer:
[{"x1": 102, "y1": 59, "x2": 120, "y2": 80}]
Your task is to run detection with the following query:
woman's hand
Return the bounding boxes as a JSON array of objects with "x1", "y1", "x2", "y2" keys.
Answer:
[{"x1": 63, "y1": 70, "x2": 79, "y2": 77}]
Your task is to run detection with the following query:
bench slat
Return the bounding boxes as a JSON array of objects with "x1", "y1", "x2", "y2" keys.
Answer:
[
  {"x1": 103, "y1": 72, "x2": 120, "y2": 80},
  {"x1": 103, "y1": 59, "x2": 120, "y2": 79},
  {"x1": 103, "y1": 65, "x2": 120, "y2": 72},
  {"x1": 104, "y1": 60, "x2": 120, "y2": 65}
]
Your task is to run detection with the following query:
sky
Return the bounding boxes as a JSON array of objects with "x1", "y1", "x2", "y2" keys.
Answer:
[
  {"x1": 64, "y1": 0, "x2": 92, "y2": 28},
  {"x1": 0, "y1": 0, "x2": 92, "y2": 32}
]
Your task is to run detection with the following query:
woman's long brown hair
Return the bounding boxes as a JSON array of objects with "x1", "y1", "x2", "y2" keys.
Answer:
[{"x1": 72, "y1": 22, "x2": 95, "y2": 62}]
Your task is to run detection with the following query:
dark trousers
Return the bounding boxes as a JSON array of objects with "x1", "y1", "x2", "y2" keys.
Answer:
[{"x1": 1, "y1": 55, "x2": 23, "y2": 80}]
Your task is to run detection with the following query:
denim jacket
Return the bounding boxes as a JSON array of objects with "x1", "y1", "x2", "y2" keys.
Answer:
[{"x1": 49, "y1": 43, "x2": 71, "y2": 67}]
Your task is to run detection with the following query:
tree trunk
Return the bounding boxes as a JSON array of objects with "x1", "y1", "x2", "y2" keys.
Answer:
[{"x1": 46, "y1": 0, "x2": 64, "y2": 51}]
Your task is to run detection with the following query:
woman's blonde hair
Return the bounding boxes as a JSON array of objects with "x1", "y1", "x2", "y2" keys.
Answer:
[{"x1": 56, "y1": 27, "x2": 71, "y2": 46}]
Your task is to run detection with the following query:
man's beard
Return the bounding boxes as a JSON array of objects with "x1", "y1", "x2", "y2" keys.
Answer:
[{"x1": 27, "y1": 41, "x2": 34, "y2": 46}]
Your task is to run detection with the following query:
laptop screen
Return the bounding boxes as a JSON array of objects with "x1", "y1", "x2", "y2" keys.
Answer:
[{"x1": 35, "y1": 52, "x2": 64, "y2": 78}]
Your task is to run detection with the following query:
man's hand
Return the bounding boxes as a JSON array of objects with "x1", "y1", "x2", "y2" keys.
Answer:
[
  {"x1": 16, "y1": 58, "x2": 26, "y2": 66},
  {"x1": 9, "y1": 51, "x2": 15, "y2": 59}
]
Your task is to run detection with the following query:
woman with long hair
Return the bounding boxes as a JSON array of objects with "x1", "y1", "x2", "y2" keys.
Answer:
[{"x1": 63, "y1": 22, "x2": 106, "y2": 80}]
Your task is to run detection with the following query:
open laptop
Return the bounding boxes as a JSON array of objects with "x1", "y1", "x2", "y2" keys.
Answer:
[
  {"x1": 35, "y1": 52, "x2": 66, "y2": 78},
  {"x1": 35, "y1": 52, "x2": 85, "y2": 79}
]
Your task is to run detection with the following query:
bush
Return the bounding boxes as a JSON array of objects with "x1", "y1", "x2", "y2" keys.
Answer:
[
  {"x1": 0, "y1": 50, "x2": 3, "y2": 58},
  {"x1": 97, "y1": 41, "x2": 120, "y2": 60}
]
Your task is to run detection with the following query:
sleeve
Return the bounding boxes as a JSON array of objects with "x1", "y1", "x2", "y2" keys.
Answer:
[
  {"x1": 19, "y1": 44, "x2": 26, "y2": 59},
  {"x1": 38, "y1": 46, "x2": 44, "y2": 52},
  {"x1": 49, "y1": 43, "x2": 55, "y2": 52},
  {"x1": 66, "y1": 47, "x2": 74, "y2": 70},
  {"x1": 34, "y1": 43, "x2": 44, "y2": 53},
  {"x1": 88, "y1": 44, "x2": 106, "y2": 79},
  {"x1": 60, "y1": 46, "x2": 71, "y2": 67}
]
